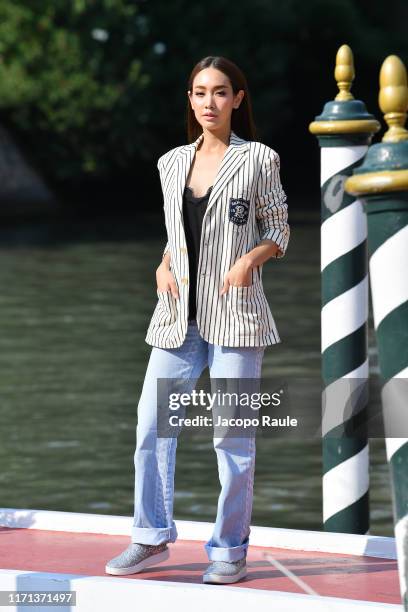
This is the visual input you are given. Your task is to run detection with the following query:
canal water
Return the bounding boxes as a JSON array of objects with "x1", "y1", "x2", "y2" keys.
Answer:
[{"x1": 0, "y1": 211, "x2": 393, "y2": 535}]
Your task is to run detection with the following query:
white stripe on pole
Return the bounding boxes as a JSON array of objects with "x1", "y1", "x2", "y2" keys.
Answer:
[
  {"x1": 321, "y1": 276, "x2": 368, "y2": 352},
  {"x1": 323, "y1": 445, "x2": 370, "y2": 522},
  {"x1": 386, "y1": 438, "x2": 408, "y2": 460},
  {"x1": 369, "y1": 225, "x2": 408, "y2": 328},
  {"x1": 321, "y1": 200, "x2": 367, "y2": 271},
  {"x1": 321, "y1": 146, "x2": 368, "y2": 185},
  {"x1": 344, "y1": 358, "x2": 369, "y2": 378},
  {"x1": 383, "y1": 366, "x2": 408, "y2": 462},
  {"x1": 321, "y1": 360, "x2": 369, "y2": 434}
]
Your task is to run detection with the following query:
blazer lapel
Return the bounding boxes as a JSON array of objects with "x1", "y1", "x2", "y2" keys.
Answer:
[{"x1": 174, "y1": 129, "x2": 249, "y2": 220}]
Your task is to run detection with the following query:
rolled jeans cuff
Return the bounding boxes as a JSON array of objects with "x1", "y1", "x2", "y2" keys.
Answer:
[
  {"x1": 204, "y1": 540, "x2": 249, "y2": 562},
  {"x1": 132, "y1": 524, "x2": 178, "y2": 545}
]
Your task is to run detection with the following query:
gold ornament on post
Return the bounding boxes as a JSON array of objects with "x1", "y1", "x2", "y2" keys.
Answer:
[
  {"x1": 379, "y1": 55, "x2": 408, "y2": 143},
  {"x1": 335, "y1": 44, "x2": 355, "y2": 102},
  {"x1": 309, "y1": 44, "x2": 380, "y2": 136}
]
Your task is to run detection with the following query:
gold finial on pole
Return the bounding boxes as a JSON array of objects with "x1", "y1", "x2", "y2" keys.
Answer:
[
  {"x1": 334, "y1": 44, "x2": 355, "y2": 101},
  {"x1": 379, "y1": 55, "x2": 408, "y2": 142}
]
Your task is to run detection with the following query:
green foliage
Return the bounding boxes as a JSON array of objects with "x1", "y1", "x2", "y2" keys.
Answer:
[
  {"x1": 0, "y1": 0, "x2": 406, "y2": 187},
  {"x1": 0, "y1": 0, "x2": 149, "y2": 182}
]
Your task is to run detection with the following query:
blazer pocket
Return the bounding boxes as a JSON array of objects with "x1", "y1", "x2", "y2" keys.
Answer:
[
  {"x1": 156, "y1": 289, "x2": 177, "y2": 324},
  {"x1": 228, "y1": 279, "x2": 259, "y2": 303},
  {"x1": 228, "y1": 197, "x2": 250, "y2": 227},
  {"x1": 228, "y1": 282, "x2": 256, "y2": 298}
]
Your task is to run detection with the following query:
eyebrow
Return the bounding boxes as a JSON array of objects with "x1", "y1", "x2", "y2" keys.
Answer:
[{"x1": 193, "y1": 85, "x2": 228, "y2": 90}]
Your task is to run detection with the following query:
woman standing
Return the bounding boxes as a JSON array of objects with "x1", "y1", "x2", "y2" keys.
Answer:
[{"x1": 106, "y1": 55, "x2": 290, "y2": 584}]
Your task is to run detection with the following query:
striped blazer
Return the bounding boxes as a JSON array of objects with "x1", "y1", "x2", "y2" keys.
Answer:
[{"x1": 145, "y1": 129, "x2": 290, "y2": 348}]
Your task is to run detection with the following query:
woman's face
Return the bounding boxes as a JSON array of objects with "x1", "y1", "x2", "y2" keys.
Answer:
[{"x1": 188, "y1": 67, "x2": 244, "y2": 133}]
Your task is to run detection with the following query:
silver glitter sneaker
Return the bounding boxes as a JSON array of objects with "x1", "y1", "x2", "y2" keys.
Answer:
[
  {"x1": 203, "y1": 556, "x2": 247, "y2": 584},
  {"x1": 105, "y1": 542, "x2": 169, "y2": 576}
]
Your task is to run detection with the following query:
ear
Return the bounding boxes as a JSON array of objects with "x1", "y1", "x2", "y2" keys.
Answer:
[{"x1": 234, "y1": 89, "x2": 245, "y2": 109}]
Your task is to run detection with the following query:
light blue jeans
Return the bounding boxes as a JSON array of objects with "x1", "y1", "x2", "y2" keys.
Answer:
[{"x1": 132, "y1": 319, "x2": 265, "y2": 562}]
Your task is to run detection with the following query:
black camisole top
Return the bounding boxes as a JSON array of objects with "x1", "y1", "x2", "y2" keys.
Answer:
[{"x1": 182, "y1": 184, "x2": 213, "y2": 321}]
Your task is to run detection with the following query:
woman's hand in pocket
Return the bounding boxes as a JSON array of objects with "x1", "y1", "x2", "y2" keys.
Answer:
[
  {"x1": 156, "y1": 261, "x2": 179, "y2": 299},
  {"x1": 219, "y1": 257, "x2": 253, "y2": 295}
]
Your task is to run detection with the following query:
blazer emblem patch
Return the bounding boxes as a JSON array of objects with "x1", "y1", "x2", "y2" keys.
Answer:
[{"x1": 229, "y1": 198, "x2": 250, "y2": 225}]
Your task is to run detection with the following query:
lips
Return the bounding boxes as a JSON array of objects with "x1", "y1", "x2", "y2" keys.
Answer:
[{"x1": 203, "y1": 114, "x2": 216, "y2": 118}]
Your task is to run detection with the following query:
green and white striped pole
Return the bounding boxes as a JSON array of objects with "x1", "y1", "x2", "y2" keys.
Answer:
[
  {"x1": 346, "y1": 54, "x2": 408, "y2": 608},
  {"x1": 309, "y1": 45, "x2": 380, "y2": 533}
]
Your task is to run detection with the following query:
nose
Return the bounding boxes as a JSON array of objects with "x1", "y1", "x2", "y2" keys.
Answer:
[{"x1": 204, "y1": 94, "x2": 215, "y2": 108}]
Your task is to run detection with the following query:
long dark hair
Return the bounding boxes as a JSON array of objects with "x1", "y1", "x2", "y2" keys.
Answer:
[{"x1": 186, "y1": 56, "x2": 257, "y2": 143}]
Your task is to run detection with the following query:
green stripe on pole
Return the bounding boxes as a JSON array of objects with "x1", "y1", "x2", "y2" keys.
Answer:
[
  {"x1": 322, "y1": 241, "x2": 367, "y2": 306},
  {"x1": 324, "y1": 491, "x2": 369, "y2": 534},
  {"x1": 323, "y1": 436, "x2": 368, "y2": 473},
  {"x1": 323, "y1": 324, "x2": 367, "y2": 383},
  {"x1": 391, "y1": 444, "x2": 408, "y2": 520},
  {"x1": 376, "y1": 301, "x2": 408, "y2": 380},
  {"x1": 367, "y1": 195, "x2": 408, "y2": 254},
  {"x1": 321, "y1": 181, "x2": 356, "y2": 222}
]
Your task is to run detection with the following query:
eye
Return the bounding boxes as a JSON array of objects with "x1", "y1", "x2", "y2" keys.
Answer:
[{"x1": 194, "y1": 91, "x2": 226, "y2": 96}]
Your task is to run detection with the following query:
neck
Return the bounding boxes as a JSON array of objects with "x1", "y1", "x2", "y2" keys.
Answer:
[{"x1": 198, "y1": 126, "x2": 231, "y2": 153}]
